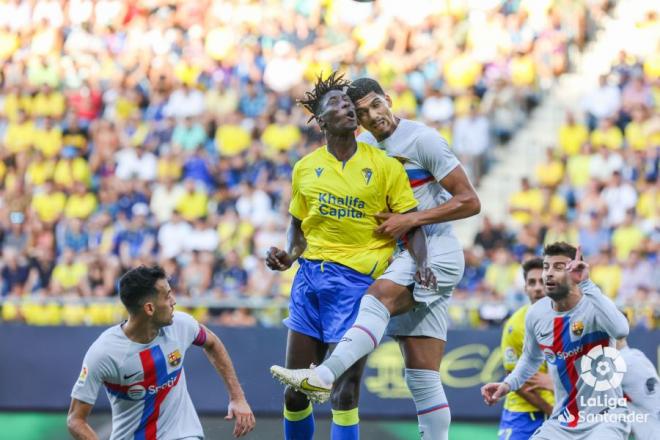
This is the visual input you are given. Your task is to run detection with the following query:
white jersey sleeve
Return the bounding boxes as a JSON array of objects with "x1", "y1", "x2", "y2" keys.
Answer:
[
  {"x1": 71, "y1": 340, "x2": 113, "y2": 405},
  {"x1": 173, "y1": 311, "x2": 207, "y2": 349},
  {"x1": 503, "y1": 306, "x2": 545, "y2": 391},
  {"x1": 579, "y1": 280, "x2": 629, "y2": 339},
  {"x1": 415, "y1": 128, "x2": 460, "y2": 182}
]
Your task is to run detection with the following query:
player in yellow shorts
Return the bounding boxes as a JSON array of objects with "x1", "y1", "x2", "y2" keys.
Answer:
[
  {"x1": 499, "y1": 257, "x2": 555, "y2": 440},
  {"x1": 266, "y1": 72, "x2": 431, "y2": 440}
]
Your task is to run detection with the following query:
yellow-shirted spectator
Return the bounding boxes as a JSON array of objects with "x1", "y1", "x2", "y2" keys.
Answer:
[
  {"x1": 591, "y1": 250, "x2": 622, "y2": 299},
  {"x1": 205, "y1": 87, "x2": 239, "y2": 118},
  {"x1": 64, "y1": 183, "x2": 98, "y2": 220},
  {"x1": 636, "y1": 182, "x2": 658, "y2": 221},
  {"x1": 0, "y1": 28, "x2": 18, "y2": 61},
  {"x1": 31, "y1": 181, "x2": 67, "y2": 223},
  {"x1": 23, "y1": 302, "x2": 63, "y2": 326},
  {"x1": 157, "y1": 151, "x2": 183, "y2": 181},
  {"x1": 566, "y1": 144, "x2": 593, "y2": 188},
  {"x1": 484, "y1": 248, "x2": 520, "y2": 297},
  {"x1": 535, "y1": 148, "x2": 564, "y2": 187},
  {"x1": 261, "y1": 110, "x2": 302, "y2": 154},
  {"x1": 543, "y1": 216, "x2": 578, "y2": 245},
  {"x1": 643, "y1": 50, "x2": 660, "y2": 80},
  {"x1": 176, "y1": 179, "x2": 209, "y2": 221},
  {"x1": 611, "y1": 212, "x2": 646, "y2": 261},
  {"x1": 54, "y1": 151, "x2": 92, "y2": 189},
  {"x1": 25, "y1": 154, "x2": 55, "y2": 187},
  {"x1": 218, "y1": 217, "x2": 255, "y2": 258},
  {"x1": 444, "y1": 51, "x2": 481, "y2": 91},
  {"x1": 510, "y1": 52, "x2": 536, "y2": 87},
  {"x1": 391, "y1": 87, "x2": 418, "y2": 118},
  {"x1": 590, "y1": 118, "x2": 623, "y2": 150},
  {"x1": 3, "y1": 88, "x2": 21, "y2": 121},
  {"x1": 5, "y1": 112, "x2": 35, "y2": 154},
  {"x1": 51, "y1": 249, "x2": 89, "y2": 295},
  {"x1": 175, "y1": 61, "x2": 201, "y2": 86},
  {"x1": 87, "y1": 303, "x2": 119, "y2": 325},
  {"x1": 508, "y1": 178, "x2": 543, "y2": 225},
  {"x1": 539, "y1": 190, "x2": 568, "y2": 223},
  {"x1": 215, "y1": 119, "x2": 251, "y2": 156},
  {"x1": 33, "y1": 118, "x2": 63, "y2": 158},
  {"x1": 31, "y1": 86, "x2": 65, "y2": 118},
  {"x1": 625, "y1": 108, "x2": 650, "y2": 150},
  {"x1": 558, "y1": 112, "x2": 589, "y2": 156}
]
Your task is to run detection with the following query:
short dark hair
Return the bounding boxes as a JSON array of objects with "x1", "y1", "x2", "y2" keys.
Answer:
[
  {"x1": 346, "y1": 77, "x2": 385, "y2": 103},
  {"x1": 543, "y1": 242, "x2": 577, "y2": 260},
  {"x1": 522, "y1": 257, "x2": 543, "y2": 281},
  {"x1": 119, "y1": 265, "x2": 167, "y2": 314},
  {"x1": 298, "y1": 71, "x2": 351, "y2": 123}
]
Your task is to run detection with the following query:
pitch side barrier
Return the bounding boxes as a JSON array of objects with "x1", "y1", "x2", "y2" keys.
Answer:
[{"x1": 1, "y1": 325, "x2": 657, "y2": 420}]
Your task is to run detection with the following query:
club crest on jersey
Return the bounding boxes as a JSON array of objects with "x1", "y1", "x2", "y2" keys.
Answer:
[
  {"x1": 78, "y1": 365, "x2": 88, "y2": 383},
  {"x1": 362, "y1": 168, "x2": 373, "y2": 185},
  {"x1": 571, "y1": 321, "x2": 584, "y2": 336},
  {"x1": 315, "y1": 167, "x2": 324, "y2": 177},
  {"x1": 168, "y1": 349, "x2": 182, "y2": 367}
]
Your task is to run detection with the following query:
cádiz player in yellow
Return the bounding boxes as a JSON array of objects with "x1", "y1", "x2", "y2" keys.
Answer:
[
  {"x1": 266, "y1": 72, "x2": 432, "y2": 440},
  {"x1": 499, "y1": 257, "x2": 554, "y2": 440}
]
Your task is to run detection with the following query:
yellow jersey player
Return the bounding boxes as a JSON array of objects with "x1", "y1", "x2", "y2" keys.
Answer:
[
  {"x1": 499, "y1": 257, "x2": 555, "y2": 440},
  {"x1": 266, "y1": 72, "x2": 429, "y2": 440}
]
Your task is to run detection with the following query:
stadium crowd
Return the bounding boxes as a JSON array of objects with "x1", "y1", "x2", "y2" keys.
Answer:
[{"x1": 0, "y1": 0, "x2": 655, "y2": 329}]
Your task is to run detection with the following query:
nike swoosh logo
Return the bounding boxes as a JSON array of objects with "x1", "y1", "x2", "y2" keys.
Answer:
[
  {"x1": 123, "y1": 371, "x2": 141, "y2": 380},
  {"x1": 300, "y1": 378, "x2": 329, "y2": 392},
  {"x1": 540, "y1": 332, "x2": 552, "y2": 338}
]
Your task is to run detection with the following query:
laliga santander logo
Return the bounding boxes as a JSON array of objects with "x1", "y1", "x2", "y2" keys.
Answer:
[{"x1": 579, "y1": 346, "x2": 626, "y2": 391}]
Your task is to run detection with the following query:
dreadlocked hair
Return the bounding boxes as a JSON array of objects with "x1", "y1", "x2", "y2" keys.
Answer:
[{"x1": 298, "y1": 71, "x2": 351, "y2": 123}]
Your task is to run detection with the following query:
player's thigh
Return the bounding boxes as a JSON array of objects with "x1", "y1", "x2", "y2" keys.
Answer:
[
  {"x1": 367, "y1": 278, "x2": 415, "y2": 316},
  {"x1": 285, "y1": 330, "x2": 327, "y2": 369},
  {"x1": 317, "y1": 263, "x2": 374, "y2": 343},
  {"x1": 399, "y1": 335, "x2": 445, "y2": 371},
  {"x1": 388, "y1": 296, "x2": 451, "y2": 356}
]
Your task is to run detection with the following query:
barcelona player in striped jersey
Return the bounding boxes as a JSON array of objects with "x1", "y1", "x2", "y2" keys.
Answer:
[
  {"x1": 272, "y1": 77, "x2": 480, "y2": 440},
  {"x1": 68, "y1": 266, "x2": 255, "y2": 439},
  {"x1": 266, "y1": 72, "x2": 432, "y2": 440},
  {"x1": 482, "y1": 243, "x2": 630, "y2": 440}
]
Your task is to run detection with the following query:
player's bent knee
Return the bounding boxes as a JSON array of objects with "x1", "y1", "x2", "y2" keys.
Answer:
[
  {"x1": 330, "y1": 379, "x2": 360, "y2": 409},
  {"x1": 284, "y1": 386, "x2": 310, "y2": 411}
]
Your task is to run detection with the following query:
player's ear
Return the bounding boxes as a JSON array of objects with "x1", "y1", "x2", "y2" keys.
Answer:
[
  {"x1": 317, "y1": 114, "x2": 327, "y2": 132},
  {"x1": 385, "y1": 95, "x2": 393, "y2": 108},
  {"x1": 143, "y1": 301, "x2": 155, "y2": 317}
]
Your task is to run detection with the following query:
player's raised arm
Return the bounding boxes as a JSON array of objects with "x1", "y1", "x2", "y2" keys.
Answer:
[
  {"x1": 568, "y1": 247, "x2": 629, "y2": 339},
  {"x1": 67, "y1": 399, "x2": 98, "y2": 440},
  {"x1": 200, "y1": 324, "x2": 256, "y2": 438}
]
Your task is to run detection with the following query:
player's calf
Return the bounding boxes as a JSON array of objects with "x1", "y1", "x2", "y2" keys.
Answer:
[{"x1": 406, "y1": 368, "x2": 451, "y2": 440}]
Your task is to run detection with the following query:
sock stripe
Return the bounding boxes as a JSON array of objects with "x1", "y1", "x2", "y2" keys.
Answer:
[
  {"x1": 417, "y1": 403, "x2": 449, "y2": 415},
  {"x1": 352, "y1": 325, "x2": 378, "y2": 349},
  {"x1": 284, "y1": 403, "x2": 313, "y2": 422}
]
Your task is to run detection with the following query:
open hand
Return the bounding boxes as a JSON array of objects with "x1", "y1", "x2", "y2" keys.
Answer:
[
  {"x1": 481, "y1": 382, "x2": 510, "y2": 406},
  {"x1": 567, "y1": 246, "x2": 589, "y2": 284},
  {"x1": 414, "y1": 266, "x2": 437, "y2": 290},
  {"x1": 226, "y1": 398, "x2": 256, "y2": 438},
  {"x1": 266, "y1": 247, "x2": 294, "y2": 271}
]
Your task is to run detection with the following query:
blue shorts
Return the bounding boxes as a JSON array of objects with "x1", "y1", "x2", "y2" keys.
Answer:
[
  {"x1": 283, "y1": 259, "x2": 374, "y2": 344},
  {"x1": 499, "y1": 409, "x2": 547, "y2": 440}
]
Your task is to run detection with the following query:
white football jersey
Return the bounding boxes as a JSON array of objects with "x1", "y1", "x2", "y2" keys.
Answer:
[
  {"x1": 620, "y1": 346, "x2": 660, "y2": 440},
  {"x1": 71, "y1": 311, "x2": 207, "y2": 440}
]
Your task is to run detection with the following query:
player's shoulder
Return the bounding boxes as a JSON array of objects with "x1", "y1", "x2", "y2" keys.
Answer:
[
  {"x1": 86, "y1": 325, "x2": 125, "y2": 360},
  {"x1": 503, "y1": 305, "x2": 528, "y2": 333},
  {"x1": 172, "y1": 310, "x2": 198, "y2": 326},
  {"x1": 356, "y1": 130, "x2": 378, "y2": 146},
  {"x1": 294, "y1": 146, "x2": 327, "y2": 169},
  {"x1": 527, "y1": 298, "x2": 552, "y2": 321}
]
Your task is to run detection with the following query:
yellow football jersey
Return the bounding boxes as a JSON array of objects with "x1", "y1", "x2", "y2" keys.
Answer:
[
  {"x1": 502, "y1": 305, "x2": 555, "y2": 412},
  {"x1": 290, "y1": 142, "x2": 417, "y2": 278}
]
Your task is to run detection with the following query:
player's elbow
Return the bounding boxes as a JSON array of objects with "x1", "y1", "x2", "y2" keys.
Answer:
[
  {"x1": 464, "y1": 192, "x2": 481, "y2": 216},
  {"x1": 66, "y1": 415, "x2": 83, "y2": 435}
]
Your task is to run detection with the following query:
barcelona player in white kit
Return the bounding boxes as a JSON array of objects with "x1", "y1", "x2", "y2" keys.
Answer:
[
  {"x1": 617, "y1": 338, "x2": 660, "y2": 440},
  {"x1": 271, "y1": 78, "x2": 481, "y2": 440},
  {"x1": 482, "y1": 243, "x2": 631, "y2": 440},
  {"x1": 68, "y1": 266, "x2": 255, "y2": 440}
]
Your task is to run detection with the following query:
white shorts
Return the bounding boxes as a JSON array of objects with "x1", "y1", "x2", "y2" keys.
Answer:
[
  {"x1": 379, "y1": 247, "x2": 464, "y2": 340},
  {"x1": 531, "y1": 418, "x2": 630, "y2": 440}
]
